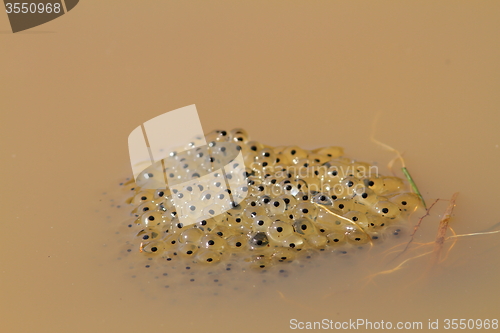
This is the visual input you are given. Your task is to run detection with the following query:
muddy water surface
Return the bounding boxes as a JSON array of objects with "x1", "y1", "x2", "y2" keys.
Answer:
[{"x1": 1, "y1": 1, "x2": 499, "y2": 332}]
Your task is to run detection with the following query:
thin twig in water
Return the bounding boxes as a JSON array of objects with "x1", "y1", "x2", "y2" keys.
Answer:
[
  {"x1": 440, "y1": 226, "x2": 458, "y2": 263},
  {"x1": 429, "y1": 192, "x2": 459, "y2": 268},
  {"x1": 390, "y1": 199, "x2": 439, "y2": 262}
]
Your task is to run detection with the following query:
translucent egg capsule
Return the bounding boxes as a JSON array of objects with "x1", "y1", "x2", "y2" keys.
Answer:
[
  {"x1": 231, "y1": 186, "x2": 249, "y2": 203},
  {"x1": 280, "y1": 146, "x2": 309, "y2": 164},
  {"x1": 181, "y1": 184, "x2": 199, "y2": 196},
  {"x1": 214, "y1": 129, "x2": 231, "y2": 142},
  {"x1": 312, "y1": 146, "x2": 344, "y2": 159},
  {"x1": 249, "y1": 232, "x2": 270, "y2": 249},
  {"x1": 245, "y1": 140, "x2": 265, "y2": 153},
  {"x1": 339, "y1": 176, "x2": 365, "y2": 197},
  {"x1": 195, "y1": 249, "x2": 222, "y2": 264},
  {"x1": 178, "y1": 227, "x2": 204, "y2": 244},
  {"x1": 322, "y1": 164, "x2": 343, "y2": 183},
  {"x1": 331, "y1": 199, "x2": 354, "y2": 214},
  {"x1": 132, "y1": 201, "x2": 159, "y2": 217},
  {"x1": 294, "y1": 158, "x2": 317, "y2": 170},
  {"x1": 257, "y1": 195, "x2": 272, "y2": 207},
  {"x1": 225, "y1": 208, "x2": 244, "y2": 222},
  {"x1": 252, "y1": 215, "x2": 273, "y2": 232},
  {"x1": 225, "y1": 215, "x2": 252, "y2": 232},
  {"x1": 162, "y1": 206, "x2": 179, "y2": 220},
  {"x1": 172, "y1": 190, "x2": 192, "y2": 203},
  {"x1": 268, "y1": 197, "x2": 287, "y2": 215},
  {"x1": 280, "y1": 180, "x2": 300, "y2": 196},
  {"x1": 353, "y1": 187, "x2": 379, "y2": 207},
  {"x1": 314, "y1": 207, "x2": 344, "y2": 232},
  {"x1": 291, "y1": 178, "x2": 309, "y2": 193},
  {"x1": 201, "y1": 204, "x2": 224, "y2": 218},
  {"x1": 210, "y1": 178, "x2": 226, "y2": 192},
  {"x1": 365, "y1": 230, "x2": 384, "y2": 243},
  {"x1": 247, "y1": 255, "x2": 272, "y2": 270},
  {"x1": 295, "y1": 192, "x2": 312, "y2": 203},
  {"x1": 210, "y1": 225, "x2": 236, "y2": 240},
  {"x1": 255, "y1": 148, "x2": 277, "y2": 165},
  {"x1": 329, "y1": 183, "x2": 355, "y2": 200},
  {"x1": 262, "y1": 172, "x2": 284, "y2": 186},
  {"x1": 161, "y1": 249, "x2": 178, "y2": 262},
  {"x1": 240, "y1": 195, "x2": 259, "y2": 210},
  {"x1": 277, "y1": 193, "x2": 298, "y2": 210},
  {"x1": 177, "y1": 243, "x2": 199, "y2": 258},
  {"x1": 134, "y1": 166, "x2": 166, "y2": 189},
  {"x1": 141, "y1": 241, "x2": 165, "y2": 255},
  {"x1": 229, "y1": 128, "x2": 249, "y2": 143},
  {"x1": 293, "y1": 217, "x2": 317, "y2": 236},
  {"x1": 244, "y1": 206, "x2": 267, "y2": 220},
  {"x1": 298, "y1": 175, "x2": 321, "y2": 194},
  {"x1": 281, "y1": 234, "x2": 306, "y2": 250},
  {"x1": 214, "y1": 190, "x2": 232, "y2": 208},
  {"x1": 193, "y1": 217, "x2": 216, "y2": 231},
  {"x1": 273, "y1": 213, "x2": 295, "y2": 225},
  {"x1": 156, "y1": 197, "x2": 175, "y2": 212},
  {"x1": 342, "y1": 210, "x2": 370, "y2": 229},
  {"x1": 380, "y1": 176, "x2": 405, "y2": 195},
  {"x1": 198, "y1": 190, "x2": 216, "y2": 206},
  {"x1": 366, "y1": 214, "x2": 389, "y2": 229},
  {"x1": 312, "y1": 193, "x2": 333, "y2": 207},
  {"x1": 175, "y1": 201, "x2": 205, "y2": 222},
  {"x1": 306, "y1": 234, "x2": 328, "y2": 248},
  {"x1": 350, "y1": 161, "x2": 376, "y2": 179},
  {"x1": 384, "y1": 225, "x2": 410, "y2": 240},
  {"x1": 389, "y1": 192, "x2": 423, "y2": 213},
  {"x1": 249, "y1": 183, "x2": 268, "y2": 197},
  {"x1": 326, "y1": 231, "x2": 346, "y2": 245},
  {"x1": 363, "y1": 176, "x2": 384, "y2": 193},
  {"x1": 153, "y1": 188, "x2": 169, "y2": 200},
  {"x1": 294, "y1": 202, "x2": 318, "y2": 220},
  {"x1": 226, "y1": 234, "x2": 248, "y2": 251},
  {"x1": 343, "y1": 225, "x2": 371, "y2": 245},
  {"x1": 272, "y1": 248, "x2": 297, "y2": 264},
  {"x1": 136, "y1": 227, "x2": 162, "y2": 242},
  {"x1": 267, "y1": 220, "x2": 294, "y2": 241},
  {"x1": 199, "y1": 235, "x2": 227, "y2": 251},
  {"x1": 132, "y1": 191, "x2": 155, "y2": 205},
  {"x1": 307, "y1": 153, "x2": 332, "y2": 165},
  {"x1": 138, "y1": 211, "x2": 165, "y2": 228},
  {"x1": 372, "y1": 200, "x2": 401, "y2": 219},
  {"x1": 162, "y1": 234, "x2": 180, "y2": 250},
  {"x1": 243, "y1": 151, "x2": 258, "y2": 167}
]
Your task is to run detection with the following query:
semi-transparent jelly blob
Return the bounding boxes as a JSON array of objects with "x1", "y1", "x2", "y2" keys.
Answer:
[{"x1": 117, "y1": 129, "x2": 423, "y2": 293}]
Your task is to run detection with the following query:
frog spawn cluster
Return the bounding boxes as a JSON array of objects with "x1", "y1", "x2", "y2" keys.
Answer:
[{"x1": 126, "y1": 128, "x2": 422, "y2": 271}]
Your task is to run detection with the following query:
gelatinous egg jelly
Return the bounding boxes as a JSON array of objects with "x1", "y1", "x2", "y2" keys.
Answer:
[{"x1": 123, "y1": 128, "x2": 422, "y2": 272}]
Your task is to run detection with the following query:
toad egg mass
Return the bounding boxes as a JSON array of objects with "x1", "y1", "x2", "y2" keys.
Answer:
[{"x1": 118, "y1": 128, "x2": 422, "y2": 293}]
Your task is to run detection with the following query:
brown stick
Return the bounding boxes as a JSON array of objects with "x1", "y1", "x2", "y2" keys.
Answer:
[
  {"x1": 390, "y1": 199, "x2": 439, "y2": 263},
  {"x1": 429, "y1": 192, "x2": 459, "y2": 267}
]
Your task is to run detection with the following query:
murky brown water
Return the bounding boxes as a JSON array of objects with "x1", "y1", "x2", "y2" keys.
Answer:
[{"x1": 1, "y1": 2, "x2": 499, "y2": 332}]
